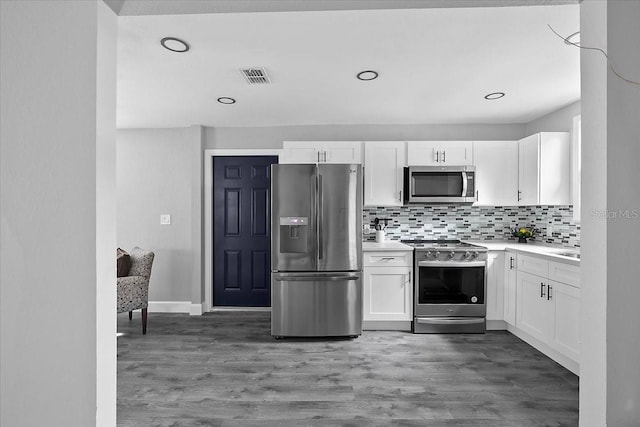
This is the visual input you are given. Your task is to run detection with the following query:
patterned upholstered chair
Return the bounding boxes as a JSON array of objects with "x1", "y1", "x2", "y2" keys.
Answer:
[{"x1": 117, "y1": 247, "x2": 155, "y2": 334}]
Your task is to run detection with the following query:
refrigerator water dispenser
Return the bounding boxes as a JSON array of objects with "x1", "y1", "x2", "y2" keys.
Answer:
[{"x1": 279, "y1": 217, "x2": 308, "y2": 253}]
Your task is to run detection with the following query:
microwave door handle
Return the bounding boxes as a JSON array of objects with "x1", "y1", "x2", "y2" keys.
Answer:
[{"x1": 461, "y1": 172, "x2": 468, "y2": 197}]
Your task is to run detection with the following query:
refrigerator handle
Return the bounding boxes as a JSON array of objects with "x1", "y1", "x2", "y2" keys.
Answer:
[{"x1": 318, "y1": 173, "x2": 324, "y2": 260}]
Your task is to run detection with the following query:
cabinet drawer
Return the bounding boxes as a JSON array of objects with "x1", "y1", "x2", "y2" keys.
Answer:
[
  {"x1": 517, "y1": 254, "x2": 549, "y2": 277},
  {"x1": 364, "y1": 251, "x2": 412, "y2": 267},
  {"x1": 549, "y1": 261, "x2": 580, "y2": 288}
]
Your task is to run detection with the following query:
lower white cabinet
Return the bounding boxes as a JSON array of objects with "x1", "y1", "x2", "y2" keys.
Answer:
[
  {"x1": 550, "y1": 280, "x2": 581, "y2": 362},
  {"x1": 486, "y1": 251, "x2": 505, "y2": 322},
  {"x1": 515, "y1": 260, "x2": 581, "y2": 373},
  {"x1": 503, "y1": 251, "x2": 517, "y2": 326},
  {"x1": 516, "y1": 271, "x2": 553, "y2": 342},
  {"x1": 363, "y1": 266, "x2": 412, "y2": 321},
  {"x1": 363, "y1": 249, "x2": 413, "y2": 329}
]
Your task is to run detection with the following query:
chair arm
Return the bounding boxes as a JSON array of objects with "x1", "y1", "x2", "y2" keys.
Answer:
[{"x1": 117, "y1": 275, "x2": 150, "y2": 313}]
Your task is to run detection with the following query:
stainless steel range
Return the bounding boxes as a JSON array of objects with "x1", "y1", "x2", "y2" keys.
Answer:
[{"x1": 401, "y1": 239, "x2": 488, "y2": 333}]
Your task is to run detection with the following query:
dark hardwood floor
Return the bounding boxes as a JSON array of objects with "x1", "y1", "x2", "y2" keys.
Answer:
[{"x1": 117, "y1": 311, "x2": 578, "y2": 426}]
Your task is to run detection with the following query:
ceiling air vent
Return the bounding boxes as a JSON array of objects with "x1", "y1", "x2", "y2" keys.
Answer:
[{"x1": 240, "y1": 68, "x2": 271, "y2": 85}]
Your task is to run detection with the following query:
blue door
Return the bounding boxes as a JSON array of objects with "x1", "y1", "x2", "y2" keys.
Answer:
[{"x1": 213, "y1": 156, "x2": 278, "y2": 306}]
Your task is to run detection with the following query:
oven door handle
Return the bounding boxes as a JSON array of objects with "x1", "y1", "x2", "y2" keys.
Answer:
[
  {"x1": 416, "y1": 318, "x2": 485, "y2": 325},
  {"x1": 418, "y1": 261, "x2": 486, "y2": 268}
]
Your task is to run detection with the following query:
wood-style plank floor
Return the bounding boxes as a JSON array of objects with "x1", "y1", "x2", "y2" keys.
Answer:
[{"x1": 117, "y1": 311, "x2": 578, "y2": 426}]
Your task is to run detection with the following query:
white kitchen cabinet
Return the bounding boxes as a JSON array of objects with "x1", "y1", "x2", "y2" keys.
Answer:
[
  {"x1": 281, "y1": 141, "x2": 362, "y2": 164},
  {"x1": 363, "y1": 141, "x2": 406, "y2": 207},
  {"x1": 550, "y1": 280, "x2": 581, "y2": 362},
  {"x1": 406, "y1": 141, "x2": 473, "y2": 166},
  {"x1": 473, "y1": 141, "x2": 519, "y2": 206},
  {"x1": 517, "y1": 132, "x2": 570, "y2": 205},
  {"x1": 363, "y1": 250, "x2": 413, "y2": 328},
  {"x1": 511, "y1": 252, "x2": 580, "y2": 374},
  {"x1": 516, "y1": 271, "x2": 553, "y2": 343},
  {"x1": 486, "y1": 251, "x2": 505, "y2": 323},
  {"x1": 363, "y1": 266, "x2": 412, "y2": 322},
  {"x1": 503, "y1": 250, "x2": 517, "y2": 325}
]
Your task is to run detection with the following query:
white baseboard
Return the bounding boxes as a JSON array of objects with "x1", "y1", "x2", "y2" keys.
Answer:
[
  {"x1": 486, "y1": 320, "x2": 507, "y2": 330},
  {"x1": 147, "y1": 301, "x2": 191, "y2": 313},
  {"x1": 363, "y1": 320, "x2": 412, "y2": 331},
  {"x1": 189, "y1": 303, "x2": 203, "y2": 316}
]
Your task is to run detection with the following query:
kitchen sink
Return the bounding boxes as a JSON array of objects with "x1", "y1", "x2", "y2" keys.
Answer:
[{"x1": 556, "y1": 252, "x2": 580, "y2": 259}]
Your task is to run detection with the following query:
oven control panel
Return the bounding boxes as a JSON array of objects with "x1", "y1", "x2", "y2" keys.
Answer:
[{"x1": 421, "y1": 250, "x2": 486, "y2": 262}]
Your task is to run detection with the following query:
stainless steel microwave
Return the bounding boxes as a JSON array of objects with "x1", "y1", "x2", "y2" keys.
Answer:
[{"x1": 404, "y1": 166, "x2": 477, "y2": 204}]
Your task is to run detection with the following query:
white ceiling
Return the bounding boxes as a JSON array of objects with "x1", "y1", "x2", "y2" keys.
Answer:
[{"x1": 116, "y1": 3, "x2": 580, "y2": 129}]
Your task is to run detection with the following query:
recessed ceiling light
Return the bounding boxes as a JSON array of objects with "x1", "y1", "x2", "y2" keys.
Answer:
[
  {"x1": 160, "y1": 37, "x2": 190, "y2": 53},
  {"x1": 484, "y1": 92, "x2": 505, "y2": 100},
  {"x1": 217, "y1": 97, "x2": 236, "y2": 105},
  {"x1": 564, "y1": 31, "x2": 580, "y2": 46},
  {"x1": 357, "y1": 70, "x2": 379, "y2": 81}
]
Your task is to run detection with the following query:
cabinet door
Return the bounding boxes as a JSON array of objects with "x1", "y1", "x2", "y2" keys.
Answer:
[
  {"x1": 363, "y1": 141, "x2": 406, "y2": 206},
  {"x1": 503, "y1": 251, "x2": 517, "y2": 325},
  {"x1": 518, "y1": 134, "x2": 540, "y2": 205},
  {"x1": 516, "y1": 271, "x2": 553, "y2": 342},
  {"x1": 550, "y1": 280, "x2": 580, "y2": 362},
  {"x1": 407, "y1": 141, "x2": 440, "y2": 165},
  {"x1": 439, "y1": 141, "x2": 473, "y2": 165},
  {"x1": 281, "y1": 141, "x2": 320, "y2": 163},
  {"x1": 363, "y1": 266, "x2": 412, "y2": 321},
  {"x1": 486, "y1": 252, "x2": 505, "y2": 321},
  {"x1": 539, "y1": 132, "x2": 570, "y2": 205},
  {"x1": 322, "y1": 141, "x2": 362, "y2": 164},
  {"x1": 407, "y1": 141, "x2": 473, "y2": 165},
  {"x1": 473, "y1": 141, "x2": 518, "y2": 206}
]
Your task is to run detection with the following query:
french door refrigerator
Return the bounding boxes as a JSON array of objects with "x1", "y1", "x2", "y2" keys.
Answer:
[{"x1": 271, "y1": 163, "x2": 363, "y2": 338}]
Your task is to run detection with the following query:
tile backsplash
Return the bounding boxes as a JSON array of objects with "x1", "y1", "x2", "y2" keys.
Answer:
[{"x1": 364, "y1": 205, "x2": 580, "y2": 247}]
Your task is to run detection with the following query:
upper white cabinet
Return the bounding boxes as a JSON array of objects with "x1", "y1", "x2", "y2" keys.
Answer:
[
  {"x1": 517, "y1": 132, "x2": 570, "y2": 205},
  {"x1": 407, "y1": 141, "x2": 473, "y2": 166},
  {"x1": 281, "y1": 141, "x2": 362, "y2": 164},
  {"x1": 363, "y1": 141, "x2": 406, "y2": 207},
  {"x1": 473, "y1": 141, "x2": 519, "y2": 206}
]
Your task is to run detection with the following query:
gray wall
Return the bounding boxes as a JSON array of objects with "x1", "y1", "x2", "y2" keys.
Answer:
[
  {"x1": 205, "y1": 123, "x2": 526, "y2": 149},
  {"x1": 1, "y1": 1, "x2": 117, "y2": 425},
  {"x1": 117, "y1": 127, "x2": 202, "y2": 303},
  {"x1": 525, "y1": 100, "x2": 581, "y2": 135},
  {"x1": 606, "y1": 1, "x2": 640, "y2": 425}
]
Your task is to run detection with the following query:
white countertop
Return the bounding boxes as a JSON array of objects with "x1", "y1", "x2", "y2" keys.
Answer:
[
  {"x1": 463, "y1": 239, "x2": 580, "y2": 266},
  {"x1": 362, "y1": 241, "x2": 413, "y2": 251}
]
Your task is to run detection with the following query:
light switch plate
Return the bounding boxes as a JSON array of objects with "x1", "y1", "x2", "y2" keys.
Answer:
[{"x1": 160, "y1": 214, "x2": 171, "y2": 225}]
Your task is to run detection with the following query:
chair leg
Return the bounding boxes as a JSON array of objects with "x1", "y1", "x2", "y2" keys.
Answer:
[
  {"x1": 142, "y1": 308, "x2": 148, "y2": 335},
  {"x1": 128, "y1": 311, "x2": 132, "y2": 320}
]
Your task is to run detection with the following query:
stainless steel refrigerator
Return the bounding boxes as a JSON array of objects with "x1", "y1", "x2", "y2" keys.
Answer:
[{"x1": 271, "y1": 163, "x2": 363, "y2": 338}]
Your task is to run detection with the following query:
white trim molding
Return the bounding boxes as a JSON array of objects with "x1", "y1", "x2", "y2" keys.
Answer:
[
  {"x1": 204, "y1": 149, "x2": 282, "y2": 312},
  {"x1": 148, "y1": 301, "x2": 192, "y2": 313}
]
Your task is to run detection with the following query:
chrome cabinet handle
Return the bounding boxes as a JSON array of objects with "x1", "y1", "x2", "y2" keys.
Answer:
[
  {"x1": 317, "y1": 151, "x2": 320, "y2": 163},
  {"x1": 517, "y1": 190, "x2": 522, "y2": 201},
  {"x1": 547, "y1": 284, "x2": 553, "y2": 301},
  {"x1": 323, "y1": 151, "x2": 327, "y2": 162},
  {"x1": 540, "y1": 282, "x2": 546, "y2": 298},
  {"x1": 435, "y1": 150, "x2": 439, "y2": 163},
  {"x1": 398, "y1": 190, "x2": 402, "y2": 201},
  {"x1": 509, "y1": 257, "x2": 514, "y2": 270},
  {"x1": 380, "y1": 257, "x2": 396, "y2": 261},
  {"x1": 476, "y1": 190, "x2": 479, "y2": 201},
  {"x1": 442, "y1": 150, "x2": 446, "y2": 163}
]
